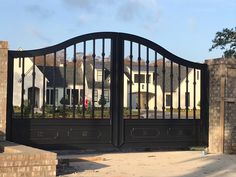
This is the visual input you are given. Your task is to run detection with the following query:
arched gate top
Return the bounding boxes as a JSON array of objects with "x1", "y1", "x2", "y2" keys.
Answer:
[{"x1": 8, "y1": 32, "x2": 206, "y2": 69}]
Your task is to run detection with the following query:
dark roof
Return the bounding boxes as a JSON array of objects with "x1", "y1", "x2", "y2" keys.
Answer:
[
  {"x1": 38, "y1": 65, "x2": 83, "y2": 87},
  {"x1": 156, "y1": 64, "x2": 192, "y2": 92},
  {"x1": 60, "y1": 66, "x2": 83, "y2": 86},
  {"x1": 130, "y1": 65, "x2": 155, "y2": 71},
  {"x1": 85, "y1": 60, "x2": 111, "y2": 89},
  {"x1": 38, "y1": 66, "x2": 65, "y2": 87},
  {"x1": 124, "y1": 62, "x2": 192, "y2": 92},
  {"x1": 38, "y1": 60, "x2": 191, "y2": 92}
]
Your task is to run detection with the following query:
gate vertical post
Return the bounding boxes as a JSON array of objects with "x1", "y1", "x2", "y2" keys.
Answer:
[
  {"x1": 110, "y1": 34, "x2": 124, "y2": 147},
  {"x1": 6, "y1": 52, "x2": 14, "y2": 141},
  {"x1": 200, "y1": 64, "x2": 209, "y2": 146}
]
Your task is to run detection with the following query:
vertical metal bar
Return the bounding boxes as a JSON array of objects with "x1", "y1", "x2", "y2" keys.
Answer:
[
  {"x1": 83, "y1": 41, "x2": 86, "y2": 119},
  {"x1": 129, "y1": 41, "x2": 133, "y2": 119},
  {"x1": 73, "y1": 44, "x2": 76, "y2": 118},
  {"x1": 63, "y1": 49, "x2": 67, "y2": 118},
  {"x1": 193, "y1": 69, "x2": 196, "y2": 119},
  {"x1": 162, "y1": 57, "x2": 165, "y2": 119},
  {"x1": 92, "y1": 39, "x2": 96, "y2": 119},
  {"x1": 101, "y1": 39, "x2": 105, "y2": 119},
  {"x1": 186, "y1": 67, "x2": 189, "y2": 119},
  {"x1": 21, "y1": 57, "x2": 25, "y2": 119},
  {"x1": 53, "y1": 52, "x2": 56, "y2": 119},
  {"x1": 154, "y1": 52, "x2": 157, "y2": 119},
  {"x1": 170, "y1": 61, "x2": 173, "y2": 119},
  {"x1": 178, "y1": 64, "x2": 181, "y2": 119},
  {"x1": 138, "y1": 44, "x2": 141, "y2": 119},
  {"x1": 42, "y1": 55, "x2": 46, "y2": 118},
  {"x1": 146, "y1": 47, "x2": 149, "y2": 119},
  {"x1": 32, "y1": 56, "x2": 36, "y2": 118}
]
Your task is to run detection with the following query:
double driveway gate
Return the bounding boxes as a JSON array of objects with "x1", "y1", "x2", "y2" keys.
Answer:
[{"x1": 6, "y1": 32, "x2": 209, "y2": 150}]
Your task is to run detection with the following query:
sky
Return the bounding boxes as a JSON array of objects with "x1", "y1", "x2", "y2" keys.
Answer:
[{"x1": 0, "y1": 0, "x2": 235, "y2": 62}]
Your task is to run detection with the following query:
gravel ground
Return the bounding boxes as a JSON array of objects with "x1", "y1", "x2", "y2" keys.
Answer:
[{"x1": 57, "y1": 151, "x2": 236, "y2": 177}]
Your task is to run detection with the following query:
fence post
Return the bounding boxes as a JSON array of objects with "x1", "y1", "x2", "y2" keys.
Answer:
[
  {"x1": 0, "y1": 41, "x2": 8, "y2": 141},
  {"x1": 206, "y1": 58, "x2": 236, "y2": 154}
]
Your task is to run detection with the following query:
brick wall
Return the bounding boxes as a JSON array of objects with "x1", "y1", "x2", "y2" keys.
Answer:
[
  {"x1": 0, "y1": 41, "x2": 8, "y2": 141},
  {"x1": 0, "y1": 42, "x2": 57, "y2": 176},
  {"x1": 0, "y1": 141, "x2": 57, "y2": 177},
  {"x1": 206, "y1": 58, "x2": 236, "y2": 154}
]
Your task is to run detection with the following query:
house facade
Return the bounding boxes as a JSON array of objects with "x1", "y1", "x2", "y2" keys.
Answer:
[
  {"x1": 13, "y1": 57, "x2": 47, "y2": 108},
  {"x1": 13, "y1": 57, "x2": 201, "y2": 112},
  {"x1": 124, "y1": 62, "x2": 201, "y2": 111}
]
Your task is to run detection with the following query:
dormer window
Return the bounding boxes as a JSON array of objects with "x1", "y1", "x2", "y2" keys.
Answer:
[
  {"x1": 134, "y1": 74, "x2": 145, "y2": 83},
  {"x1": 97, "y1": 70, "x2": 103, "y2": 81}
]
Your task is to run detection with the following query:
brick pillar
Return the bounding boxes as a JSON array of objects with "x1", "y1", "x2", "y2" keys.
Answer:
[
  {"x1": 0, "y1": 41, "x2": 8, "y2": 141},
  {"x1": 206, "y1": 58, "x2": 236, "y2": 154}
]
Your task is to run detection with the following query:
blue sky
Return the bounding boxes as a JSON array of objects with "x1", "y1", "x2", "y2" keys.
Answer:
[{"x1": 1, "y1": 0, "x2": 235, "y2": 62}]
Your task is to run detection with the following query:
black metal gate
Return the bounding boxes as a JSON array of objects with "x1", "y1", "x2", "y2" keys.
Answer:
[{"x1": 6, "y1": 32, "x2": 209, "y2": 150}]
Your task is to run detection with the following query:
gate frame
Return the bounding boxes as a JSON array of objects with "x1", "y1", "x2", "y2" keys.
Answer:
[{"x1": 6, "y1": 32, "x2": 209, "y2": 149}]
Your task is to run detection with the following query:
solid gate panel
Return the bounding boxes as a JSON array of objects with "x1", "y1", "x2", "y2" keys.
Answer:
[
  {"x1": 11, "y1": 119, "x2": 111, "y2": 149},
  {"x1": 124, "y1": 120, "x2": 200, "y2": 147}
]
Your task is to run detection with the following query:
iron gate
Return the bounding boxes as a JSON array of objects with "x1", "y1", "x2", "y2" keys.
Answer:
[{"x1": 6, "y1": 32, "x2": 209, "y2": 150}]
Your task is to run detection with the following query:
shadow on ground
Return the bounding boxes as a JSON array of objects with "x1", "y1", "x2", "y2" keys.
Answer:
[
  {"x1": 175, "y1": 154, "x2": 236, "y2": 177},
  {"x1": 57, "y1": 154, "x2": 109, "y2": 176}
]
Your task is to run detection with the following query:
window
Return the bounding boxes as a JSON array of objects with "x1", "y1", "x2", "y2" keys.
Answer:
[
  {"x1": 19, "y1": 58, "x2": 21, "y2": 68},
  {"x1": 147, "y1": 74, "x2": 151, "y2": 83},
  {"x1": 65, "y1": 89, "x2": 78, "y2": 105},
  {"x1": 72, "y1": 89, "x2": 78, "y2": 105},
  {"x1": 46, "y1": 89, "x2": 58, "y2": 105},
  {"x1": 134, "y1": 74, "x2": 145, "y2": 83},
  {"x1": 153, "y1": 72, "x2": 158, "y2": 84},
  {"x1": 46, "y1": 89, "x2": 50, "y2": 104},
  {"x1": 94, "y1": 90, "x2": 98, "y2": 102},
  {"x1": 166, "y1": 94, "x2": 171, "y2": 107},
  {"x1": 79, "y1": 89, "x2": 84, "y2": 104},
  {"x1": 104, "y1": 90, "x2": 109, "y2": 102},
  {"x1": 66, "y1": 89, "x2": 71, "y2": 105},
  {"x1": 97, "y1": 70, "x2": 103, "y2": 81},
  {"x1": 197, "y1": 71, "x2": 200, "y2": 80},
  {"x1": 185, "y1": 92, "x2": 190, "y2": 107}
]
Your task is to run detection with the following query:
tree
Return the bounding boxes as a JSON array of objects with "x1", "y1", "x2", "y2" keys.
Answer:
[
  {"x1": 209, "y1": 27, "x2": 236, "y2": 58},
  {"x1": 98, "y1": 94, "x2": 107, "y2": 107}
]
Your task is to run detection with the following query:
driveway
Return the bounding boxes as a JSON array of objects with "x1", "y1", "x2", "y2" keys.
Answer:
[{"x1": 57, "y1": 151, "x2": 236, "y2": 177}]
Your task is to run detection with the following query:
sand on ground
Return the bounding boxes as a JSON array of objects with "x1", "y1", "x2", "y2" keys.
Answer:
[{"x1": 57, "y1": 151, "x2": 236, "y2": 177}]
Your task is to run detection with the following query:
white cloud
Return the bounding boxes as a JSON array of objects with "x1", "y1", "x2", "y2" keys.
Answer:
[
  {"x1": 116, "y1": 0, "x2": 161, "y2": 23},
  {"x1": 27, "y1": 27, "x2": 52, "y2": 44},
  {"x1": 62, "y1": 0, "x2": 116, "y2": 11},
  {"x1": 25, "y1": 4, "x2": 54, "y2": 18}
]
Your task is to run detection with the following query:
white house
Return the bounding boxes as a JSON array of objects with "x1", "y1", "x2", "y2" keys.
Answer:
[
  {"x1": 37, "y1": 61, "x2": 87, "y2": 107},
  {"x1": 85, "y1": 59, "x2": 111, "y2": 107},
  {"x1": 13, "y1": 57, "x2": 201, "y2": 113},
  {"x1": 13, "y1": 57, "x2": 47, "y2": 108},
  {"x1": 124, "y1": 61, "x2": 201, "y2": 111}
]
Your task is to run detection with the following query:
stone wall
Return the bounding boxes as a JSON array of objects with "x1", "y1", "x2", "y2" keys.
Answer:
[
  {"x1": 206, "y1": 58, "x2": 236, "y2": 154},
  {"x1": 0, "y1": 41, "x2": 8, "y2": 141}
]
